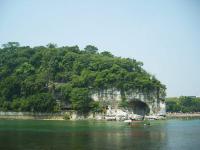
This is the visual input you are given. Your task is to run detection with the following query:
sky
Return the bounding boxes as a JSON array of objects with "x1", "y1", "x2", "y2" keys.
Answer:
[{"x1": 0, "y1": 0, "x2": 200, "y2": 97}]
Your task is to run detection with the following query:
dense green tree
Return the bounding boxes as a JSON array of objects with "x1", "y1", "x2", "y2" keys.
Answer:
[
  {"x1": 28, "y1": 93, "x2": 56, "y2": 112},
  {"x1": 46, "y1": 43, "x2": 57, "y2": 48},
  {"x1": 166, "y1": 97, "x2": 200, "y2": 112},
  {"x1": 2, "y1": 42, "x2": 20, "y2": 48},
  {"x1": 101, "y1": 51, "x2": 113, "y2": 57},
  {"x1": 70, "y1": 88, "x2": 92, "y2": 114},
  {"x1": 0, "y1": 42, "x2": 166, "y2": 113},
  {"x1": 84, "y1": 45, "x2": 98, "y2": 54}
]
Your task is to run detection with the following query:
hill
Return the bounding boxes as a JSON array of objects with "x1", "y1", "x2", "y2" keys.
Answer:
[{"x1": 0, "y1": 42, "x2": 166, "y2": 114}]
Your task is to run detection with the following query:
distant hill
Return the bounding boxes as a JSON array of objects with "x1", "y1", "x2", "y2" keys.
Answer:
[{"x1": 166, "y1": 96, "x2": 200, "y2": 112}]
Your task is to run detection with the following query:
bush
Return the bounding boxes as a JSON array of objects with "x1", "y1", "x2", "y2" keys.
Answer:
[
  {"x1": 28, "y1": 93, "x2": 56, "y2": 112},
  {"x1": 90, "y1": 101, "x2": 103, "y2": 113},
  {"x1": 70, "y1": 88, "x2": 92, "y2": 114},
  {"x1": 119, "y1": 100, "x2": 129, "y2": 108},
  {"x1": 0, "y1": 100, "x2": 11, "y2": 111},
  {"x1": 63, "y1": 113, "x2": 71, "y2": 120}
]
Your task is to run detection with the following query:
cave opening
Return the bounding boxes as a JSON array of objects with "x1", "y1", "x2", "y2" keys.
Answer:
[{"x1": 129, "y1": 101, "x2": 150, "y2": 116}]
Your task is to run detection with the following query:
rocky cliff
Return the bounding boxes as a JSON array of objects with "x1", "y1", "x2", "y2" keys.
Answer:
[{"x1": 91, "y1": 88, "x2": 166, "y2": 120}]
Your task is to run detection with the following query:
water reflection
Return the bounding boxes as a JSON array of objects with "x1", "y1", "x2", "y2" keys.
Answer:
[
  {"x1": 66, "y1": 122, "x2": 168, "y2": 150},
  {"x1": 0, "y1": 120, "x2": 200, "y2": 150}
]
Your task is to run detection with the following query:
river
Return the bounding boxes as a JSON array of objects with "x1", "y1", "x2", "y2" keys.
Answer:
[{"x1": 0, "y1": 119, "x2": 199, "y2": 150}]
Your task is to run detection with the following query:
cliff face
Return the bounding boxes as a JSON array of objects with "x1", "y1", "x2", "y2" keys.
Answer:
[{"x1": 91, "y1": 88, "x2": 166, "y2": 119}]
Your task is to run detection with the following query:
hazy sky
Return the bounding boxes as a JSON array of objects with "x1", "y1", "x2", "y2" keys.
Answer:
[{"x1": 0, "y1": 0, "x2": 200, "y2": 97}]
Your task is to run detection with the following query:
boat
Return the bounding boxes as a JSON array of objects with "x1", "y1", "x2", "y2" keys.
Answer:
[{"x1": 124, "y1": 118, "x2": 150, "y2": 126}]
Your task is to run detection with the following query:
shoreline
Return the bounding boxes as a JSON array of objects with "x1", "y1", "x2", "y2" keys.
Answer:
[
  {"x1": 166, "y1": 112, "x2": 200, "y2": 119},
  {"x1": 0, "y1": 111, "x2": 65, "y2": 120},
  {"x1": 1, "y1": 111, "x2": 200, "y2": 121}
]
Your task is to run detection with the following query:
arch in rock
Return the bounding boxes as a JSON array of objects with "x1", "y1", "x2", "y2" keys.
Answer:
[{"x1": 128, "y1": 100, "x2": 150, "y2": 116}]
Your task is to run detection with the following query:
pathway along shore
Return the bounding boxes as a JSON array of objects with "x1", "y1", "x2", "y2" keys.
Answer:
[{"x1": 167, "y1": 112, "x2": 200, "y2": 119}]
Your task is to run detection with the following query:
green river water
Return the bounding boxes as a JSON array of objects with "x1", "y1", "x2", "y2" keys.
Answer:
[{"x1": 0, "y1": 119, "x2": 199, "y2": 150}]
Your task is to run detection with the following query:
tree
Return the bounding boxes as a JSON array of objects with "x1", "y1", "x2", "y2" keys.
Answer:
[
  {"x1": 70, "y1": 88, "x2": 92, "y2": 114},
  {"x1": 15, "y1": 62, "x2": 35, "y2": 76},
  {"x1": 2, "y1": 42, "x2": 20, "y2": 48},
  {"x1": 166, "y1": 96, "x2": 200, "y2": 112},
  {"x1": 101, "y1": 51, "x2": 113, "y2": 57},
  {"x1": 46, "y1": 43, "x2": 57, "y2": 48},
  {"x1": 28, "y1": 93, "x2": 56, "y2": 112},
  {"x1": 0, "y1": 76, "x2": 21, "y2": 101},
  {"x1": 0, "y1": 42, "x2": 166, "y2": 113},
  {"x1": 84, "y1": 45, "x2": 98, "y2": 54}
]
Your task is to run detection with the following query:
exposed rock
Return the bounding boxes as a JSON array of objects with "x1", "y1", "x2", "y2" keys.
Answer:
[{"x1": 91, "y1": 88, "x2": 166, "y2": 120}]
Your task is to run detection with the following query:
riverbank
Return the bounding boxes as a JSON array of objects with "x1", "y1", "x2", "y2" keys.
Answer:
[
  {"x1": 0, "y1": 111, "x2": 104, "y2": 120},
  {"x1": 0, "y1": 112, "x2": 64, "y2": 120},
  {"x1": 0, "y1": 111, "x2": 164, "y2": 121},
  {"x1": 166, "y1": 112, "x2": 200, "y2": 119},
  {"x1": 1, "y1": 111, "x2": 200, "y2": 120}
]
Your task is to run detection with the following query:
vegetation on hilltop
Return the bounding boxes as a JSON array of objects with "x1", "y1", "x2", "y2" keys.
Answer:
[{"x1": 0, "y1": 42, "x2": 165, "y2": 113}]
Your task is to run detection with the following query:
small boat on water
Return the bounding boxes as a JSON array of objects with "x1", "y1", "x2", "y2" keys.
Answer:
[
  {"x1": 124, "y1": 120, "x2": 132, "y2": 123},
  {"x1": 124, "y1": 119, "x2": 150, "y2": 126}
]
